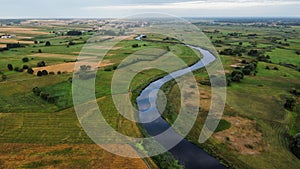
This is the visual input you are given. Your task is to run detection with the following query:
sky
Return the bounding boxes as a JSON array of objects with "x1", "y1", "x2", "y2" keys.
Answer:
[{"x1": 0, "y1": 0, "x2": 299, "y2": 18}]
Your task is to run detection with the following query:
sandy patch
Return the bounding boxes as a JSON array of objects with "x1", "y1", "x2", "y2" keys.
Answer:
[
  {"x1": 32, "y1": 60, "x2": 113, "y2": 74},
  {"x1": 0, "y1": 27, "x2": 49, "y2": 35},
  {"x1": 213, "y1": 116, "x2": 264, "y2": 155},
  {"x1": 30, "y1": 53, "x2": 78, "y2": 60},
  {"x1": 85, "y1": 46, "x2": 122, "y2": 50},
  {"x1": 0, "y1": 39, "x2": 34, "y2": 44},
  {"x1": 0, "y1": 44, "x2": 6, "y2": 48}
]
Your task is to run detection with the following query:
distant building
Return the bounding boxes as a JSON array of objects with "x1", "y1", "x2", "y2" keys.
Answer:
[
  {"x1": 0, "y1": 34, "x2": 15, "y2": 39},
  {"x1": 135, "y1": 34, "x2": 147, "y2": 41}
]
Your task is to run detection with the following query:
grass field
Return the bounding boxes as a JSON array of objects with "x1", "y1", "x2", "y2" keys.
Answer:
[{"x1": 0, "y1": 20, "x2": 300, "y2": 169}]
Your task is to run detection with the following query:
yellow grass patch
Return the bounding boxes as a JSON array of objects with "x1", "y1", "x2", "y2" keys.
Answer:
[
  {"x1": 213, "y1": 116, "x2": 264, "y2": 155},
  {"x1": 0, "y1": 27, "x2": 49, "y2": 35},
  {"x1": 0, "y1": 143, "x2": 149, "y2": 169},
  {"x1": 33, "y1": 60, "x2": 113, "y2": 74},
  {"x1": 0, "y1": 44, "x2": 6, "y2": 48},
  {"x1": 0, "y1": 39, "x2": 34, "y2": 44},
  {"x1": 30, "y1": 53, "x2": 78, "y2": 60}
]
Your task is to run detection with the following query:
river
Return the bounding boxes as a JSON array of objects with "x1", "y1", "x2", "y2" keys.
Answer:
[{"x1": 136, "y1": 45, "x2": 227, "y2": 169}]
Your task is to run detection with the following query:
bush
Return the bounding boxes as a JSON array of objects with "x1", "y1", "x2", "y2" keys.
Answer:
[
  {"x1": 49, "y1": 71, "x2": 55, "y2": 75},
  {"x1": 284, "y1": 97, "x2": 296, "y2": 111},
  {"x1": 22, "y1": 57, "x2": 29, "y2": 62},
  {"x1": 231, "y1": 70, "x2": 244, "y2": 82},
  {"x1": 23, "y1": 65, "x2": 29, "y2": 69},
  {"x1": 37, "y1": 61, "x2": 46, "y2": 67},
  {"x1": 40, "y1": 92, "x2": 50, "y2": 100},
  {"x1": 45, "y1": 41, "x2": 51, "y2": 46},
  {"x1": 14, "y1": 67, "x2": 20, "y2": 72},
  {"x1": 38, "y1": 49, "x2": 42, "y2": 53},
  {"x1": 37, "y1": 71, "x2": 43, "y2": 77},
  {"x1": 291, "y1": 133, "x2": 300, "y2": 159},
  {"x1": 32, "y1": 87, "x2": 42, "y2": 96},
  {"x1": 67, "y1": 30, "x2": 82, "y2": 36},
  {"x1": 215, "y1": 119, "x2": 231, "y2": 132},
  {"x1": 132, "y1": 44, "x2": 139, "y2": 48},
  {"x1": 42, "y1": 70, "x2": 48, "y2": 76},
  {"x1": 242, "y1": 68, "x2": 251, "y2": 75},
  {"x1": 7, "y1": 64, "x2": 13, "y2": 71},
  {"x1": 27, "y1": 68, "x2": 34, "y2": 74},
  {"x1": 57, "y1": 71, "x2": 62, "y2": 75}
]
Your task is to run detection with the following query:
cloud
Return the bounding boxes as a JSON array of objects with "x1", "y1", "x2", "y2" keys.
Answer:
[{"x1": 83, "y1": 0, "x2": 300, "y2": 10}]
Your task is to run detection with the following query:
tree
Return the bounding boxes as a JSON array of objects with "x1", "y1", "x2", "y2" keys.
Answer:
[
  {"x1": 7, "y1": 64, "x2": 13, "y2": 71},
  {"x1": 132, "y1": 44, "x2": 139, "y2": 48},
  {"x1": 231, "y1": 70, "x2": 244, "y2": 82},
  {"x1": 42, "y1": 70, "x2": 48, "y2": 76},
  {"x1": 37, "y1": 61, "x2": 46, "y2": 67},
  {"x1": 37, "y1": 71, "x2": 43, "y2": 77},
  {"x1": 291, "y1": 133, "x2": 300, "y2": 159},
  {"x1": 242, "y1": 68, "x2": 251, "y2": 75},
  {"x1": 67, "y1": 30, "x2": 82, "y2": 36},
  {"x1": 284, "y1": 97, "x2": 296, "y2": 111},
  {"x1": 23, "y1": 65, "x2": 29, "y2": 69},
  {"x1": 45, "y1": 41, "x2": 51, "y2": 46},
  {"x1": 38, "y1": 49, "x2": 42, "y2": 53},
  {"x1": 32, "y1": 87, "x2": 42, "y2": 96},
  {"x1": 27, "y1": 68, "x2": 34, "y2": 74},
  {"x1": 22, "y1": 57, "x2": 29, "y2": 62}
]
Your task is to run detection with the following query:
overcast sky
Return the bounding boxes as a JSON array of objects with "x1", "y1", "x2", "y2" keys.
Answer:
[{"x1": 0, "y1": 0, "x2": 299, "y2": 18}]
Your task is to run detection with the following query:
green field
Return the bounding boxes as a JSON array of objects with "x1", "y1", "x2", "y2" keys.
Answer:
[{"x1": 0, "y1": 20, "x2": 300, "y2": 169}]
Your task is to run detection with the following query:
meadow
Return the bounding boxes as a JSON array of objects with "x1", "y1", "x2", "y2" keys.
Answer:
[{"x1": 0, "y1": 19, "x2": 300, "y2": 169}]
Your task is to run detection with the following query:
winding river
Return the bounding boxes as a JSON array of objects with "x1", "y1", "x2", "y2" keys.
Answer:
[{"x1": 137, "y1": 45, "x2": 227, "y2": 169}]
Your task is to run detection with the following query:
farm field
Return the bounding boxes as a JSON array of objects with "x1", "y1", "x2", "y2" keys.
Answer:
[{"x1": 0, "y1": 18, "x2": 300, "y2": 169}]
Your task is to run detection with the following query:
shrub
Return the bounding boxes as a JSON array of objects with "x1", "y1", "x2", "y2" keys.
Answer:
[
  {"x1": 42, "y1": 70, "x2": 48, "y2": 76},
  {"x1": 49, "y1": 71, "x2": 55, "y2": 75},
  {"x1": 23, "y1": 65, "x2": 29, "y2": 69},
  {"x1": 14, "y1": 67, "x2": 20, "y2": 72},
  {"x1": 32, "y1": 87, "x2": 42, "y2": 96},
  {"x1": 291, "y1": 133, "x2": 300, "y2": 159},
  {"x1": 22, "y1": 57, "x2": 29, "y2": 62},
  {"x1": 7, "y1": 64, "x2": 13, "y2": 71},
  {"x1": 37, "y1": 71, "x2": 43, "y2": 77},
  {"x1": 132, "y1": 44, "x2": 139, "y2": 48},
  {"x1": 242, "y1": 68, "x2": 251, "y2": 75},
  {"x1": 27, "y1": 68, "x2": 34, "y2": 74},
  {"x1": 40, "y1": 92, "x2": 50, "y2": 100},
  {"x1": 67, "y1": 30, "x2": 82, "y2": 36},
  {"x1": 231, "y1": 70, "x2": 244, "y2": 81},
  {"x1": 45, "y1": 41, "x2": 51, "y2": 46},
  {"x1": 284, "y1": 97, "x2": 296, "y2": 111},
  {"x1": 215, "y1": 119, "x2": 231, "y2": 132},
  {"x1": 37, "y1": 61, "x2": 46, "y2": 67},
  {"x1": 38, "y1": 49, "x2": 42, "y2": 53},
  {"x1": 57, "y1": 71, "x2": 62, "y2": 75}
]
